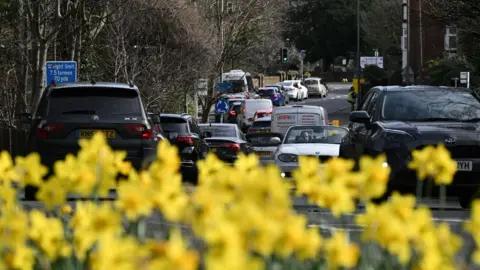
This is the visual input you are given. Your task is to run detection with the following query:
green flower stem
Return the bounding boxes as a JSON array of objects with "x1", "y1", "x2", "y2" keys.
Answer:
[
  {"x1": 137, "y1": 218, "x2": 146, "y2": 243},
  {"x1": 415, "y1": 179, "x2": 424, "y2": 201}
]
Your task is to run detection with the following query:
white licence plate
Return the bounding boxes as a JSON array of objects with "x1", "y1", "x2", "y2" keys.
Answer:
[{"x1": 457, "y1": 161, "x2": 473, "y2": 171}]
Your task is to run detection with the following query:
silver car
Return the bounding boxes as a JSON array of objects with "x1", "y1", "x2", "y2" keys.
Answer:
[{"x1": 303, "y1": 77, "x2": 327, "y2": 98}]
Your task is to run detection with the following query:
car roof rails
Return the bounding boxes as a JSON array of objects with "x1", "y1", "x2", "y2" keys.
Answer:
[{"x1": 90, "y1": 78, "x2": 96, "y2": 85}]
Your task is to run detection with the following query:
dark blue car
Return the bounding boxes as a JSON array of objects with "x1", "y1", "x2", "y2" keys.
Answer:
[{"x1": 257, "y1": 88, "x2": 285, "y2": 106}]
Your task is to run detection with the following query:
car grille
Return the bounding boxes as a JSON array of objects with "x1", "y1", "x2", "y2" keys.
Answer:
[{"x1": 416, "y1": 145, "x2": 480, "y2": 159}]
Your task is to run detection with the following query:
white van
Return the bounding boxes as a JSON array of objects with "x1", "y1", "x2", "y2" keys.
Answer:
[
  {"x1": 243, "y1": 99, "x2": 273, "y2": 130},
  {"x1": 271, "y1": 105, "x2": 329, "y2": 134}
]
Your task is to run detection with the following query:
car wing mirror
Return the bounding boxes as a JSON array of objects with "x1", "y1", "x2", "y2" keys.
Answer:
[
  {"x1": 270, "y1": 137, "x2": 282, "y2": 145},
  {"x1": 349, "y1": 111, "x2": 371, "y2": 125}
]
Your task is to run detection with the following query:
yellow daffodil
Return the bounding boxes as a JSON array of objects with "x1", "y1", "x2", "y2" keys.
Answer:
[
  {"x1": 89, "y1": 234, "x2": 142, "y2": 270},
  {"x1": 0, "y1": 151, "x2": 17, "y2": 183},
  {"x1": 408, "y1": 144, "x2": 456, "y2": 185},
  {"x1": 4, "y1": 244, "x2": 35, "y2": 270},
  {"x1": 29, "y1": 210, "x2": 71, "y2": 261},
  {"x1": 116, "y1": 180, "x2": 153, "y2": 221},
  {"x1": 325, "y1": 231, "x2": 360, "y2": 270},
  {"x1": 358, "y1": 155, "x2": 391, "y2": 200},
  {"x1": 35, "y1": 177, "x2": 67, "y2": 210},
  {"x1": 14, "y1": 152, "x2": 48, "y2": 187}
]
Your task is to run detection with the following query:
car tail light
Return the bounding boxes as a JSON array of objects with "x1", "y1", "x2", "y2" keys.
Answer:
[
  {"x1": 229, "y1": 111, "x2": 237, "y2": 116},
  {"x1": 35, "y1": 122, "x2": 64, "y2": 139},
  {"x1": 125, "y1": 124, "x2": 153, "y2": 139},
  {"x1": 177, "y1": 136, "x2": 195, "y2": 145},
  {"x1": 220, "y1": 143, "x2": 241, "y2": 151}
]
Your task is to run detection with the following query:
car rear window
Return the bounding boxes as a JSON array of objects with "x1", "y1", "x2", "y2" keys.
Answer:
[
  {"x1": 246, "y1": 134, "x2": 282, "y2": 146},
  {"x1": 160, "y1": 117, "x2": 189, "y2": 133},
  {"x1": 258, "y1": 89, "x2": 275, "y2": 96},
  {"x1": 303, "y1": 80, "x2": 319, "y2": 85},
  {"x1": 200, "y1": 125, "x2": 237, "y2": 137},
  {"x1": 246, "y1": 101, "x2": 272, "y2": 115},
  {"x1": 47, "y1": 87, "x2": 141, "y2": 116},
  {"x1": 252, "y1": 120, "x2": 271, "y2": 128}
]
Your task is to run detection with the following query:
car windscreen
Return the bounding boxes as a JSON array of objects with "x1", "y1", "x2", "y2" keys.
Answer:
[
  {"x1": 47, "y1": 87, "x2": 141, "y2": 116},
  {"x1": 224, "y1": 80, "x2": 246, "y2": 93},
  {"x1": 257, "y1": 89, "x2": 275, "y2": 96},
  {"x1": 284, "y1": 126, "x2": 347, "y2": 144},
  {"x1": 199, "y1": 125, "x2": 237, "y2": 137},
  {"x1": 265, "y1": 86, "x2": 280, "y2": 91},
  {"x1": 160, "y1": 117, "x2": 189, "y2": 134},
  {"x1": 246, "y1": 133, "x2": 283, "y2": 146},
  {"x1": 382, "y1": 90, "x2": 480, "y2": 121},
  {"x1": 252, "y1": 120, "x2": 271, "y2": 128}
]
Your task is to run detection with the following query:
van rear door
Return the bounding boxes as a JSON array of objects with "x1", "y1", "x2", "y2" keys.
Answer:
[
  {"x1": 274, "y1": 108, "x2": 299, "y2": 134},
  {"x1": 298, "y1": 113, "x2": 321, "y2": 126}
]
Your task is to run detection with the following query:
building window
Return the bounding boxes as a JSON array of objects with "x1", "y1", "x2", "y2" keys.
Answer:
[{"x1": 445, "y1": 26, "x2": 458, "y2": 52}]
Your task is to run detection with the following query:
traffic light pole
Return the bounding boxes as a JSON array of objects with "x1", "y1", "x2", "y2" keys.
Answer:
[{"x1": 355, "y1": 0, "x2": 361, "y2": 110}]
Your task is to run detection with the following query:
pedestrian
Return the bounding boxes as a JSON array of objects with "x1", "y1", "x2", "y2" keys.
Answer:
[{"x1": 347, "y1": 86, "x2": 357, "y2": 111}]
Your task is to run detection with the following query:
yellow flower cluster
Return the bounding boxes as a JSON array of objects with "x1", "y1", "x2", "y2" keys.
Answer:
[
  {"x1": 191, "y1": 154, "x2": 322, "y2": 269},
  {"x1": 356, "y1": 193, "x2": 462, "y2": 269},
  {"x1": 465, "y1": 201, "x2": 480, "y2": 265},
  {"x1": 293, "y1": 155, "x2": 391, "y2": 216},
  {"x1": 0, "y1": 131, "x2": 478, "y2": 270},
  {"x1": 408, "y1": 144, "x2": 457, "y2": 185},
  {"x1": 0, "y1": 133, "x2": 198, "y2": 270}
]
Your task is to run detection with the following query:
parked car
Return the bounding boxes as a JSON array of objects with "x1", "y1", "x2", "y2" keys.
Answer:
[
  {"x1": 159, "y1": 113, "x2": 211, "y2": 184},
  {"x1": 278, "y1": 80, "x2": 308, "y2": 101},
  {"x1": 147, "y1": 112, "x2": 167, "y2": 141},
  {"x1": 275, "y1": 125, "x2": 348, "y2": 178},
  {"x1": 19, "y1": 81, "x2": 158, "y2": 199},
  {"x1": 246, "y1": 132, "x2": 284, "y2": 164},
  {"x1": 257, "y1": 87, "x2": 286, "y2": 106},
  {"x1": 199, "y1": 123, "x2": 254, "y2": 163},
  {"x1": 265, "y1": 85, "x2": 289, "y2": 104},
  {"x1": 303, "y1": 77, "x2": 328, "y2": 97},
  {"x1": 247, "y1": 116, "x2": 272, "y2": 134},
  {"x1": 271, "y1": 105, "x2": 329, "y2": 134},
  {"x1": 339, "y1": 85, "x2": 480, "y2": 208}
]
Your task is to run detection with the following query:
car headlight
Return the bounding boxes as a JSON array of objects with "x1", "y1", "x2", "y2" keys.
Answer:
[
  {"x1": 384, "y1": 129, "x2": 415, "y2": 142},
  {"x1": 277, "y1": 153, "x2": 298, "y2": 163}
]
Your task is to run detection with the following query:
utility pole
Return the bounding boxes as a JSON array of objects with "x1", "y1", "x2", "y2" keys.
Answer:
[
  {"x1": 219, "y1": 0, "x2": 224, "y2": 83},
  {"x1": 418, "y1": 0, "x2": 424, "y2": 83},
  {"x1": 355, "y1": 0, "x2": 361, "y2": 110}
]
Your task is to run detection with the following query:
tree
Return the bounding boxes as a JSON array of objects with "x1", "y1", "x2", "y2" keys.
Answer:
[
  {"x1": 361, "y1": 0, "x2": 402, "y2": 55},
  {"x1": 284, "y1": 0, "x2": 358, "y2": 69}
]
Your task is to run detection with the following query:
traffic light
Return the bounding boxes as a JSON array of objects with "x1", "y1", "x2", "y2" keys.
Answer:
[{"x1": 281, "y1": 48, "x2": 288, "y2": 63}]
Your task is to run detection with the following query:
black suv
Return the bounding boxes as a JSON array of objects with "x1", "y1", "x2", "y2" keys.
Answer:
[
  {"x1": 340, "y1": 85, "x2": 480, "y2": 208},
  {"x1": 159, "y1": 114, "x2": 211, "y2": 183},
  {"x1": 20, "y1": 81, "x2": 157, "y2": 199}
]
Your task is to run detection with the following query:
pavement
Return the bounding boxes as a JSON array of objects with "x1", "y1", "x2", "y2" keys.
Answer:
[{"x1": 18, "y1": 82, "x2": 477, "y2": 264}]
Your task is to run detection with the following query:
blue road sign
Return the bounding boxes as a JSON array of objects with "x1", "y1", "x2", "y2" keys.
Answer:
[
  {"x1": 45, "y1": 61, "x2": 77, "y2": 85},
  {"x1": 216, "y1": 82, "x2": 233, "y2": 93},
  {"x1": 215, "y1": 99, "x2": 229, "y2": 114}
]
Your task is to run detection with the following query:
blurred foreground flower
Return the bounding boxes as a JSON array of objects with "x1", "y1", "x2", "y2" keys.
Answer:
[{"x1": 408, "y1": 144, "x2": 456, "y2": 185}]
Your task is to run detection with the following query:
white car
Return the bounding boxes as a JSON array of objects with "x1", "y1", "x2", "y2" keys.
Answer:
[
  {"x1": 274, "y1": 125, "x2": 348, "y2": 177},
  {"x1": 278, "y1": 80, "x2": 308, "y2": 101},
  {"x1": 303, "y1": 77, "x2": 328, "y2": 97}
]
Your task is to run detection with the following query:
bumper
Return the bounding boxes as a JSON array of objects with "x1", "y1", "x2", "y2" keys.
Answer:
[{"x1": 287, "y1": 92, "x2": 298, "y2": 98}]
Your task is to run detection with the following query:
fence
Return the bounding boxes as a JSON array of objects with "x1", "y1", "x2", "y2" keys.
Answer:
[{"x1": 0, "y1": 127, "x2": 28, "y2": 157}]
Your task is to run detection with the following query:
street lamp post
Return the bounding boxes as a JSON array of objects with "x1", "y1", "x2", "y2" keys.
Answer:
[{"x1": 355, "y1": 0, "x2": 361, "y2": 110}]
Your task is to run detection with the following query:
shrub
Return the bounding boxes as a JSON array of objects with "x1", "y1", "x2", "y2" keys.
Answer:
[
  {"x1": 363, "y1": 65, "x2": 388, "y2": 86},
  {"x1": 426, "y1": 56, "x2": 474, "y2": 86},
  {"x1": 0, "y1": 133, "x2": 477, "y2": 270}
]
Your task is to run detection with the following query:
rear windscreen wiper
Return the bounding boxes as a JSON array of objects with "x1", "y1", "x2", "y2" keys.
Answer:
[{"x1": 61, "y1": 110, "x2": 96, "y2": 115}]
